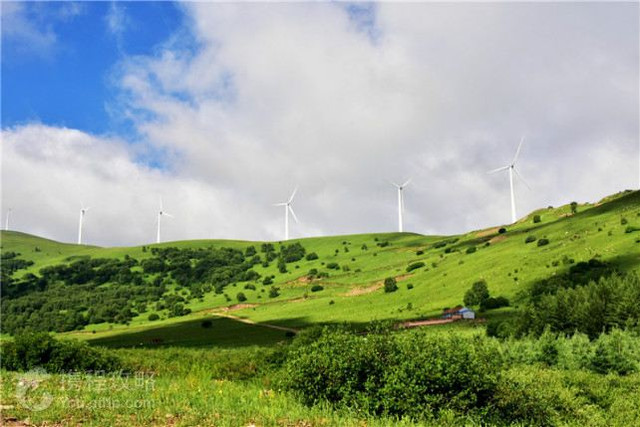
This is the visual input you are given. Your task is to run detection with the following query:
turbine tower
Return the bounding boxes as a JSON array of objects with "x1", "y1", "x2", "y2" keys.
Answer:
[
  {"x1": 391, "y1": 180, "x2": 411, "y2": 232},
  {"x1": 5, "y1": 208, "x2": 11, "y2": 231},
  {"x1": 156, "y1": 199, "x2": 173, "y2": 244},
  {"x1": 488, "y1": 137, "x2": 530, "y2": 224},
  {"x1": 78, "y1": 204, "x2": 90, "y2": 244},
  {"x1": 274, "y1": 188, "x2": 299, "y2": 241}
]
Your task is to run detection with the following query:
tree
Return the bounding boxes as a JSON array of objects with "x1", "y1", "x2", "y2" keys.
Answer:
[
  {"x1": 464, "y1": 280, "x2": 490, "y2": 307},
  {"x1": 570, "y1": 201, "x2": 578, "y2": 215},
  {"x1": 384, "y1": 277, "x2": 398, "y2": 293},
  {"x1": 236, "y1": 292, "x2": 247, "y2": 302}
]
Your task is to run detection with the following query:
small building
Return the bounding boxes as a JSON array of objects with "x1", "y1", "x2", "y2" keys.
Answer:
[{"x1": 442, "y1": 305, "x2": 475, "y2": 320}]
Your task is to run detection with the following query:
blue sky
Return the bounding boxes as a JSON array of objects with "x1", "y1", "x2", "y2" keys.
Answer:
[{"x1": 2, "y1": 2, "x2": 184, "y2": 137}]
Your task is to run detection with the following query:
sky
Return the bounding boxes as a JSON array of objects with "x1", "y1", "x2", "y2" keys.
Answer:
[{"x1": 1, "y1": 1, "x2": 638, "y2": 247}]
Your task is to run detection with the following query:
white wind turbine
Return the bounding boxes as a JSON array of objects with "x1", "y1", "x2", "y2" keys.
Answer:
[
  {"x1": 488, "y1": 137, "x2": 530, "y2": 224},
  {"x1": 78, "y1": 204, "x2": 90, "y2": 245},
  {"x1": 156, "y1": 199, "x2": 174, "y2": 244},
  {"x1": 391, "y1": 179, "x2": 411, "y2": 232},
  {"x1": 274, "y1": 188, "x2": 299, "y2": 241},
  {"x1": 5, "y1": 208, "x2": 11, "y2": 231}
]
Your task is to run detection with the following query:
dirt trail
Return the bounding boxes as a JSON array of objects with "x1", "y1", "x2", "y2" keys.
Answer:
[{"x1": 214, "y1": 312, "x2": 299, "y2": 334}]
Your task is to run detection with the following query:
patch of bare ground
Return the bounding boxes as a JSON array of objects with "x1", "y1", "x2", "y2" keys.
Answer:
[
  {"x1": 489, "y1": 235, "x2": 507, "y2": 244},
  {"x1": 345, "y1": 274, "x2": 413, "y2": 296},
  {"x1": 221, "y1": 303, "x2": 258, "y2": 312},
  {"x1": 476, "y1": 227, "x2": 500, "y2": 238}
]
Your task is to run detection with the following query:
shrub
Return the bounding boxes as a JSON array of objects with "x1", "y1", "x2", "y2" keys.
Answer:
[
  {"x1": 621, "y1": 217, "x2": 628, "y2": 225},
  {"x1": 236, "y1": 292, "x2": 247, "y2": 302},
  {"x1": 533, "y1": 215, "x2": 541, "y2": 224},
  {"x1": 269, "y1": 287, "x2": 280, "y2": 298},
  {"x1": 498, "y1": 227, "x2": 507, "y2": 234},
  {"x1": 416, "y1": 250, "x2": 424, "y2": 256},
  {"x1": 1, "y1": 333, "x2": 122, "y2": 373},
  {"x1": 310, "y1": 284, "x2": 324, "y2": 292},
  {"x1": 244, "y1": 283, "x2": 256, "y2": 290},
  {"x1": 625, "y1": 225, "x2": 640, "y2": 233},
  {"x1": 466, "y1": 246, "x2": 477, "y2": 254},
  {"x1": 480, "y1": 296, "x2": 510, "y2": 311},
  {"x1": 525, "y1": 235, "x2": 537, "y2": 244},
  {"x1": 383, "y1": 277, "x2": 398, "y2": 293},
  {"x1": 407, "y1": 283, "x2": 414, "y2": 290},
  {"x1": 537, "y1": 238, "x2": 550, "y2": 247},
  {"x1": 326, "y1": 262, "x2": 340, "y2": 270},
  {"x1": 305, "y1": 252, "x2": 319, "y2": 261},
  {"x1": 406, "y1": 262, "x2": 425, "y2": 272},
  {"x1": 147, "y1": 313, "x2": 160, "y2": 321},
  {"x1": 201, "y1": 319, "x2": 213, "y2": 328},
  {"x1": 262, "y1": 276, "x2": 273, "y2": 286},
  {"x1": 279, "y1": 329, "x2": 500, "y2": 419}
]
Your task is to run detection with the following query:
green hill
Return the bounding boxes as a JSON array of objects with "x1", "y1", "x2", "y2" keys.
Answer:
[{"x1": 2, "y1": 189, "x2": 640, "y2": 346}]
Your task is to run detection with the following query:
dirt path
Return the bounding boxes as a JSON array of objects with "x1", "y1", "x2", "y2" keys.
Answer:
[
  {"x1": 398, "y1": 318, "x2": 456, "y2": 328},
  {"x1": 214, "y1": 312, "x2": 299, "y2": 334}
]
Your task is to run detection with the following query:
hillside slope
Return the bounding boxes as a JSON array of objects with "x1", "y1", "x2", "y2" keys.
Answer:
[{"x1": 2, "y1": 190, "x2": 639, "y2": 344}]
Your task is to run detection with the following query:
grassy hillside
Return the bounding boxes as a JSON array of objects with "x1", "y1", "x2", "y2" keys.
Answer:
[{"x1": 2, "y1": 190, "x2": 640, "y2": 346}]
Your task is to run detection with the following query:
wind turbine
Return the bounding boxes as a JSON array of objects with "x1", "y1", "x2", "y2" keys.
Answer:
[
  {"x1": 78, "y1": 204, "x2": 90, "y2": 245},
  {"x1": 5, "y1": 208, "x2": 11, "y2": 231},
  {"x1": 274, "y1": 188, "x2": 299, "y2": 241},
  {"x1": 156, "y1": 199, "x2": 173, "y2": 244},
  {"x1": 488, "y1": 137, "x2": 530, "y2": 224},
  {"x1": 391, "y1": 179, "x2": 411, "y2": 232}
]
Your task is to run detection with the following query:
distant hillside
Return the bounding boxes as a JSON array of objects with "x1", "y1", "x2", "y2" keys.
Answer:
[{"x1": 1, "y1": 190, "x2": 639, "y2": 345}]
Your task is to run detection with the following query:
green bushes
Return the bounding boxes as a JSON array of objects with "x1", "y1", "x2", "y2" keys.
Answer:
[
  {"x1": 310, "y1": 284, "x2": 324, "y2": 292},
  {"x1": 525, "y1": 235, "x2": 537, "y2": 244},
  {"x1": 537, "y1": 238, "x2": 550, "y2": 247},
  {"x1": 406, "y1": 261, "x2": 425, "y2": 272},
  {"x1": 465, "y1": 246, "x2": 477, "y2": 254},
  {"x1": 383, "y1": 277, "x2": 398, "y2": 293},
  {"x1": 1, "y1": 332, "x2": 122, "y2": 373},
  {"x1": 279, "y1": 328, "x2": 499, "y2": 418},
  {"x1": 464, "y1": 280, "x2": 489, "y2": 307},
  {"x1": 305, "y1": 252, "x2": 319, "y2": 261},
  {"x1": 236, "y1": 292, "x2": 247, "y2": 302},
  {"x1": 533, "y1": 214, "x2": 541, "y2": 223},
  {"x1": 147, "y1": 313, "x2": 160, "y2": 321},
  {"x1": 326, "y1": 262, "x2": 340, "y2": 270}
]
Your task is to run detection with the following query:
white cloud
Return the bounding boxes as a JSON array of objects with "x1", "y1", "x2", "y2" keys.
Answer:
[
  {"x1": 1, "y1": 2, "x2": 58, "y2": 58},
  {"x1": 2, "y1": 2, "x2": 638, "y2": 245}
]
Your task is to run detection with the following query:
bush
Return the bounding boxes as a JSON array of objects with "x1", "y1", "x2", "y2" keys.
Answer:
[
  {"x1": 625, "y1": 225, "x2": 640, "y2": 233},
  {"x1": 310, "y1": 284, "x2": 324, "y2": 292},
  {"x1": 305, "y1": 252, "x2": 319, "y2": 261},
  {"x1": 244, "y1": 283, "x2": 256, "y2": 290},
  {"x1": 407, "y1": 283, "x2": 414, "y2": 290},
  {"x1": 383, "y1": 277, "x2": 398, "y2": 293},
  {"x1": 326, "y1": 262, "x2": 340, "y2": 270},
  {"x1": 570, "y1": 201, "x2": 578, "y2": 215},
  {"x1": 480, "y1": 296, "x2": 510, "y2": 311},
  {"x1": 537, "y1": 238, "x2": 550, "y2": 247},
  {"x1": 498, "y1": 227, "x2": 507, "y2": 234},
  {"x1": 466, "y1": 246, "x2": 477, "y2": 254},
  {"x1": 147, "y1": 313, "x2": 160, "y2": 321},
  {"x1": 406, "y1": 262, "x2": 425, "y2": 272},
  {"x1": 1, "y1": 333, "x2": 122, "y2": 373},
  {"x1": 525, "y1": 235, "x2": 537, "y2": 244},
  {"x1": 533, "y1": 214, "x2": 541, "y2": 224},
  {"x1": 416, "y1": 250, "x2": 424, "y2": 256},
  {"x1": 279, "y1": 329, "x2": 500, "y2": 419},
  {"x1": 269, "y1": 287, "x2": 280, "y2": 298},
  {"x1": 236, "y1": 292, "x2": 247, "y2": 302},
  {"x1": 201, "y1": 319, "x2": 213, "y2": 328},
  {"x1": 262, "y1": 276, "x2": 273, "y2": 286}
]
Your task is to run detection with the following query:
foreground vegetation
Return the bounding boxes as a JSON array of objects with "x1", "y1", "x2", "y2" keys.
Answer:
[{"x1": 2, "y1": 326, "x2": 640, "y2": 426}]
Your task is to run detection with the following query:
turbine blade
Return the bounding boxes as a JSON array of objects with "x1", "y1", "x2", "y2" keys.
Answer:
[
  {"x1": 160, "y1": 197, "x2": 164, "y2": 211},
  {"x1": 164, "y1": 212, "x2": 174, "y2": 218},
  {"x1": 288, "y1": 206, "x2": 299, "y2": 223},
  {"x1": 513, "y1": 167, "x2": 531, "y2": 190},
  {"x1": 288, "y1": 187, "x2": 298, "y2": 204},
  {"x1": 512, "y1": 136, "x2": 525, "y2": 165},
  {"x1": 390, "y1": 180, "x2": 400, "y2": 188},
  {"x1": 401, "y1": 178, "x2": 412, "y2": 188},
  {"x1": 487, "y1": 165, "x2": 510, "y2": 174},
  {"x1": 274, "y1": 202, "x2": 287, "y2": 206}
]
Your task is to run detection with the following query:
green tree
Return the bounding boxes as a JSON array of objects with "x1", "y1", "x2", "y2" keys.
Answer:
[{"x1": 464, "y1": 280, "x2": 490, "y2": 306}]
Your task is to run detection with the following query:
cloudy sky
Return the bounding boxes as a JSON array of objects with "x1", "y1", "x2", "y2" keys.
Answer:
[{"x1": 1, "y1": 1, "x2": 638, "y2": 246}]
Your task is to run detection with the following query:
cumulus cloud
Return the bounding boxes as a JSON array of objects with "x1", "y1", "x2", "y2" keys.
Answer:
[{"x1": 2, "y1": 2, "x2": 638, "y2": 245}]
